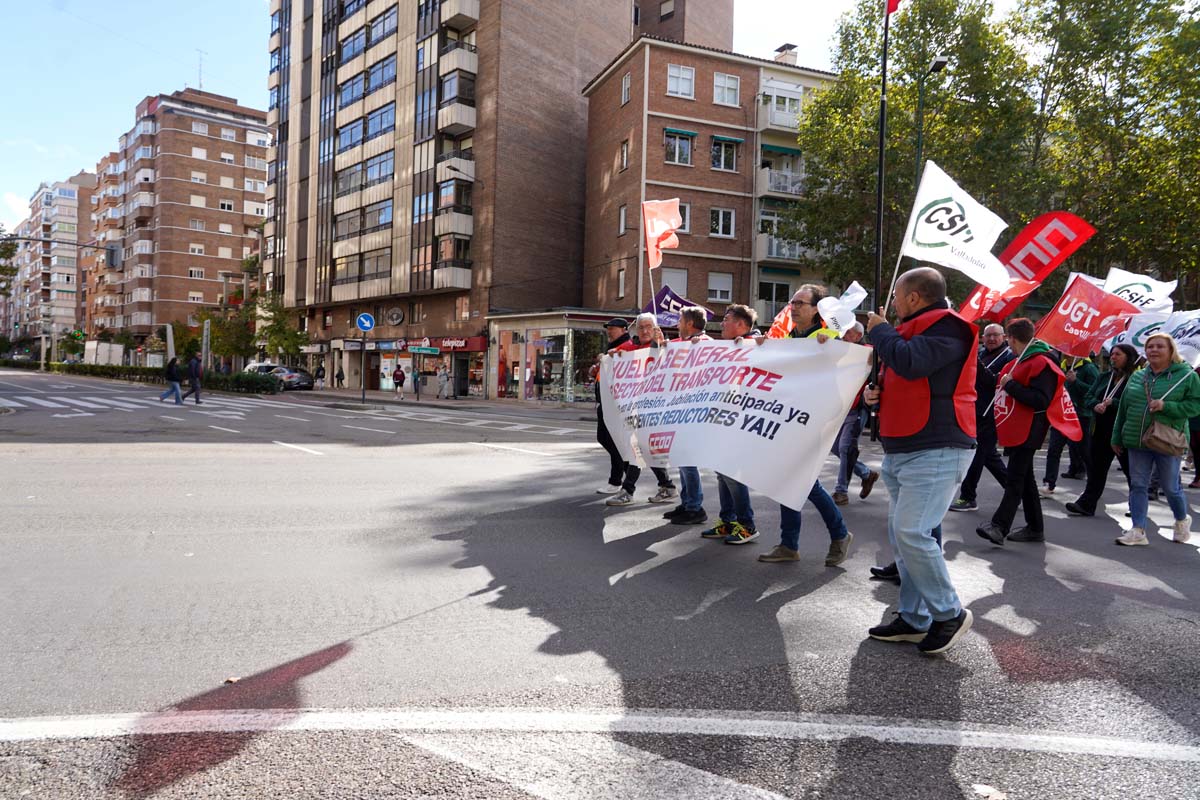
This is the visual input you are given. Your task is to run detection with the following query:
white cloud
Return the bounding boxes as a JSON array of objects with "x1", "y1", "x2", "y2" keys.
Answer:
[{"x1": 2, "y1": 192, "x2": 28, "y2": 233}]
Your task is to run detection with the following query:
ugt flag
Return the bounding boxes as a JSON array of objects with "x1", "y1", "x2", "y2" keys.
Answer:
[
  {"x1": 1034, "y1": 274, "x2": 1139, "y2": 358},
  {"x1": 901, "y1": 161, "x2": 1010, "y2": 290},
  {"x1": 642, "y1": 199, "x2": 682, "y2": 269}
]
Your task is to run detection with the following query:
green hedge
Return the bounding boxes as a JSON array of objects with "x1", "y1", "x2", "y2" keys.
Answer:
[{"x1": 0, "y1": 360, "x2": 280, "y2": 394}]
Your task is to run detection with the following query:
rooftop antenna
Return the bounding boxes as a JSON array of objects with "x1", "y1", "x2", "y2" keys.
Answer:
[{"x1": 196, "y1": 49, "x2": 208, "y2": 89}]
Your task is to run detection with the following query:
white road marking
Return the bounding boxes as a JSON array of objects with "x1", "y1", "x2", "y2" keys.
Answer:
[
  {"x1": 51, "y1": 411, "x2": 93, "y2": 419},
  {"x1": 273, "y1": 441, "x2": 323, "y2": 456},
  {"x1": 55, "y1": 397, "x2": 108, "y2": 409},
  {"x1": 0, "y1": 397, "x2": 26, "y2": 408},
  {"x1": 472, "y1": 442, "x2": 550, "y2": 457},
  {"x1": 208, "y1": 425, "x2": 241, "y2": 434},
  {"x1": 86, "y1": 397, "x2": 142, "y2": 410},
  {"x1": 0, "y1": 379, "x2": 44, "y2": 392},
  {"x1": 0, "y1": 708, "x2": 1195, "y2": 763},
  {"x1": 343, "y1": 424, "x2": 398, "y2": 435},
  {"x1": 16, "y1": 396, "x2": 67, "y2": 408},
  {"x1": 159, "y1": 415, "x2": 185, "y2": 422},
  {"x1": 404, "y1": 732, "x2": 789, "y2": 800},
  {"x1": 275, "y1": 414, "x2": 311, "y2": 422}
]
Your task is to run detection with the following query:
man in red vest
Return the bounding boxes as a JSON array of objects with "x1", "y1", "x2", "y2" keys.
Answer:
[
  {"x1": 977, "y1": 317, "x2": 1072, "y2": 545},
  {"x1": 862, "y1": 267, "x2": 976, "y2": 655}
]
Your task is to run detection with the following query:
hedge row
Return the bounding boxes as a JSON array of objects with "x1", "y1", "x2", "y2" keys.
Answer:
[{"x1": 0, "y1": 360, "x2": 280, "y2": 394}]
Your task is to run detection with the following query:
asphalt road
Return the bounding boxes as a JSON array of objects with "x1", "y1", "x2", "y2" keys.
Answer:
[{"x1": 1, "y1": 368, "x2": 1198, "y2": 799}]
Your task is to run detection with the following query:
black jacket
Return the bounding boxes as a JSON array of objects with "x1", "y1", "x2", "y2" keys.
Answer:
[
  {"x1": 595, "y1": 332, "x2": 632, "y2": 403},
  {"x1": 165, "y1": 361, "x2": 180, "y2": 382},
  {"x1": 187, "y1": 357, "x2": 202, "y2": 381},
  {"x1": 975, "y1": 345, "x2": 1016, "y2": 425}
]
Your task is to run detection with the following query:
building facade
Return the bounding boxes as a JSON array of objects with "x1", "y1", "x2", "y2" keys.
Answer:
[
  {"x1": 582, "y1": 38, "x2": 832, "y2": 329},
  {"x1": 84, "y1": 89, "x2": 269, "y2": 343}
]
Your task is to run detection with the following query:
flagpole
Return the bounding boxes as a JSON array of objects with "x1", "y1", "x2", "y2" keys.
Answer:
[{"x1": 869, "y1": 0, "x2": 893, "y2": 441}]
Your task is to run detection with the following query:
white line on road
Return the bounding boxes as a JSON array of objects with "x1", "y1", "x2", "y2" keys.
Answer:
[
  {"x1": 275, "y1": 414, "x2": 311, "y2": 422},
  {"x1": 16, "y1": 396, "x2": 67, "y2": 408},
  {"x1": 208, "y1": 425, "x2": 241, "y2": 434},
  {"x1": 0, "y1": 397, "x2": 26, "y2": 408},
  {"x1": 85, "y1": 397, "x2": 141, "y2": 410},
  {"x1": 55, "y1": 397, "x2": 108, "y2": 409},
  {"x1": 343, "y1": 424, "x2": 397, "y2": 435},
  {"x1": 273, "y1": 441, "x2": 323, "y2": 456},
  {"x1": 0, "y1": 708, "x2": 1195, "y2": 762},
  {"x1": 472, "y1": 442, "x2": 551, "y2": 457},
  {"x1": 159, "y1": 415, "x2": 185, "y2": 422},
  {"x1": 0, "y1": 379, "x2": 44, "y2": 392}
]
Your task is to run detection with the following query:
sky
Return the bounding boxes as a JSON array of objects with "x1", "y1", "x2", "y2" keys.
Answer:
[{"x1": 0, "y1": 0, "x2": 1018, "y2": 233}]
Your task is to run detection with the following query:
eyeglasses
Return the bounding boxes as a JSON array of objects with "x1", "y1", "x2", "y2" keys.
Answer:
[{"x1": 789, "y1": 300, "x2": 815, "y2": 308}]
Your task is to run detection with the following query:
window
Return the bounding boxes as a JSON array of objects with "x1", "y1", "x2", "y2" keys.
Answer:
[
  {"x1": 244, "y1": 179, "x2": 266, "y2": 193},
  {"x1": 191, "y1": 147, "x2": 207, "y2": 160},
  {"x1": 366, "y1": 103, "x2": 395, "y2": 140},
  {"x1": 246, "y1": 156, "x2": 268, "y2": 170},
  {"x1": 710, "y1": 208, "x2": 735, "y2": 238},
  {"x1": 441, "y1": 71, "x2": 476, "y2": 105},
  {"x1": 437, "y1": 234, "x2": 471, "y2": 265},
  {"x1": 342, "y1": 0, "x2": 366, "y2": 16},
  {"x1": 188, "y1": 267, "x2": 205, "y2": 279},
  {"x1": 362, "y1": 247, "x2": 391, "y2": 279},
  {"x1": 336, "y1": 163, "x2": 363, "y2": 197},
  {"x1": 337, "y1": 120, "x2": 364, "y2": 152},
  {"x1": 618, "y1": 205, "x2": 627, "y2": 235},
  {"x1": 759, "y1": 280, "x2": 791, "y2": 319},
  {"x1": 711, "y1": 139, "x2": 737, "y2": 171},
  {"x1": 678, "y1": 202, "x2": 691, "y2": 233},
  {"x1": 189, "y1": 194, "x2": 206, "y2": 207},
  {"x1": 220, "y1": 128, "x2": 236, "y2": 141},
  {"x1": 363, "y1": 199, "x2": 393, "y2": 232},
  {"x1": 270, "y1": 10, "x2": 281, "y2": 33},
  {"x1": 218, "y1": 246, "x2": 233, "y2": 259},
  {"x1": 220, "y1": 176, "x2": 235, "y2": 188},
  {"x1": 334, "y1": 254, "x2": 360, "y2": 284},
  {"x1": 619, "y1": 140, "x2": 629, "y2": 171},
  {"x1": 660, "y1": 267, "x2": 687, "y2": 295},
  {"x1": 714, "y1": 73, "x2": 740, "y2": 106},
  {"x1": 364, "y1": 150, "x2": 394, "y2": 187},
  {"x1": 340, "y1": 28, "x2": 367, "y2": 63},
  {"x1": 368, "y1": 6, "x2": 398, "y2": 46},
  {"x1": 667, "y1": 64, "x2": 694, "y2": 98},
  {"x1": 708, "y1": 272, "x2": 733, "y2": 302},
  {"x1": 660, "y1": 0, "x2": 675, "y2": 19},
  {"x1": 219, "y1": 200, "x2": 234, "y2": 211},
  {"x1": 339, "y1": 73, "x2": 365, "y2": 108},
  {"x1": 189, "y1": 219, "x2": 205, "y2": 231},
  {"x1": 269, "y1": 86, "x2": 280, "y2": 111},
  {"x1": 335, "y1": 210, "x2": 362, "y2": 240},
  {"x1": 250, "y1": 132, "x2": 269, "y2": 147},
  {"x1": 270, "y1": 49, "x2": 281, "y2": 73},
  {"x1": 220, "y1": 152, "x2": 235, "y2": 164},
  {"x1": 189, "y1": 291, "x2": 205, "y2": 303},
  {"x1": 218, "y1": 222, "x2": 233, "y2": 234},
  {"x1": 189, "y1": 243, "x2": 205, "y2": 255},
  {"x1": 621, "y1": 72, "x2": 631, "y2": 105},
  {"x1": 367, "y1": 54, "x2": 396, "y2": 93},
  {"x1": 192, "y1": 121, "x2": 208, "y2": 135},
  {"x1": 437, "y1": 179, "x2": 472, "y2": 211},
  {"x1": 245, "y1": 202, "x2": 266, "y2": 216},
  {"x1": 455, "y1": 295, "x2": 470, "y2": 321},
  {"x1": 664, "y1": 131, "x2": 693, "y2": 165},
  {"x1": 190, "y1": 171, "x2": 206, "y2": 183},
  {"x1": 617, "y1": 267, "x2": 626, "y2": 298}
]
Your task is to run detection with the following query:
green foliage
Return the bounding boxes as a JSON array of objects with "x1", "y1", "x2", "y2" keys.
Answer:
[
  {"x1": 0, "y1": 335, "x2": 10, "y2": 356},
  {"x1": 199, "y1": 302, "x2": 258, "y2": 360},
  {"x1": 0, "y1": 225, "x2": 16, "y2": 299},
  {"x1": 170, "y1": 322, "x2": 201, "y2": 360},
  {"x1": 256, "y1": 292, "x2": 308, "y2": 359},
  {"x1": 0, "y1": 360, "x2": 280, "y2": 393}
]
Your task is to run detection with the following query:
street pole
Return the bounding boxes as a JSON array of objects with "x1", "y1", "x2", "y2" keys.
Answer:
[
  {"x1": 914, "y1": 55, "x2": 948, "y2": 191},
  {"x1": 360, "y1": 331, "x2": 367, "y2": 404}
]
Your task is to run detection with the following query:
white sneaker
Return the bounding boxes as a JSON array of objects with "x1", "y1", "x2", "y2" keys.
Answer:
[
  {"x1": 1038, "y1": 485, "x2": 1057, "y2": 498},
  {"x1": 595, "y1": 483, "x2": 621, "y2": 495},
  {"x1": 1115, "y1": 527, "x2": 1149, "y2": 546},
  {"x1": 649, "y1": 486, "x2": 678, "y2": 504},
  {"x1": 606, "y1": 490, "x2": 634, "y2": 506},
  {"x1": 1173, "y1": 516, "x2": 1192, "y2": 543}
]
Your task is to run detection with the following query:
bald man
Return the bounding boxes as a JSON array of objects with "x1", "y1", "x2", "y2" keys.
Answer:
[
  {"x1": 862, "y1": 267, "x2": 977, "y2": 655},
  {"x1": 949, "y1": 322, "x2": 1015, "y2": 512}
]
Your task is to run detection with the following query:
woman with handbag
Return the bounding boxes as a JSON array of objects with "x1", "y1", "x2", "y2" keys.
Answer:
[
  {"x1": 1065, "y1": 344, "x2": 1138, "y2": 517},
  {"x1": 1111, "y1": 333, "x2": 1200, "y2": 546}
]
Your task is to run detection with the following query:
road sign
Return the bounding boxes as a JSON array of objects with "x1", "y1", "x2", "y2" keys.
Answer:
[
  {"x1": 409, "y1": 346, "x2": 440, "y2": 355},
  {"x1": 356, "y1": 313, "x2": 375, "y2": 333}
]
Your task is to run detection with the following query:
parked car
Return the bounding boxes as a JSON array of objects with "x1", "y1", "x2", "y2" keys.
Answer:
[
  {"x1": 271, "y1": 365, "x2": 315, "y2": 390},
  {"x1": 245, "y1": 361, "x2": 281, "y2": 374}
]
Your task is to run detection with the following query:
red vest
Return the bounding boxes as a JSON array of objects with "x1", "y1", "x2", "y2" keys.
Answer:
[
  {"x1": 879, "y1": 309, "x2": 977, "y2": 439},
  {"x1": 993, "y1": 353, "x2": 1082, "y2": 447}
]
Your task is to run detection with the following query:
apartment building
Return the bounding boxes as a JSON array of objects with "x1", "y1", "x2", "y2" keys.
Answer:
[
  {"x1": 265, "y1": 0, "x2": 655, "y2": 398},
  {"x1": 9, "y1": 173, "x2": 96, "y2": 351},
  {"x1": 582, "y1": 38, "x2": 833, "y2": 328},
  {"x1": 85, "y1": 89, "x2": 270, "y2": 342}
]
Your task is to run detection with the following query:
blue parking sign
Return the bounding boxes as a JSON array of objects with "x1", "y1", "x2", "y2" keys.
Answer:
[{"x1": 356, "y1": 313, "x2": 375, "y2": 332}]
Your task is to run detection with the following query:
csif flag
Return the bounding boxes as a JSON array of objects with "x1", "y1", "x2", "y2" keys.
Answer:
[{"x1": 642, "y1": 199, "x2": 682, "y2": 270}]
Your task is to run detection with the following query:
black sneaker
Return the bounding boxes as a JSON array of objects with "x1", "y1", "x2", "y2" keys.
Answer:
[
  {"x1": 1061, "y1": 471, "x2": 1085, "y2": 480},
  {"x1": 1064, "y1": 501, "x2": 1094, "y2": 517},
  {"x1": 662, "y1": 504, "x2": 686, "y2": 520},
  {"x1": 975, "y1": 523, "x2": 1007, "y2": 546},
  {"x1": 918, "y1": 609, "x2": 974, "y2": 654},
  {"x1": 868, "y1": 613, "x2": 927, "y2": 643},
  {"x1": 869, "y1": 562, "x2": 900, "y2": 584},
  {"x1": 949, "y1": 498, "x2": 978, "y2": 512},
  {"x1": 1008, "y1": 526, "x2": 1045, "y2": 543},
  {"x1": 670, "y1": 509, "x2": 708, "y2": 525}
]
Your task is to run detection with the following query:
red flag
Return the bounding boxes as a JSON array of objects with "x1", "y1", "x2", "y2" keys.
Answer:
[
  {"x1": 1033, "y1": 274, "x2": 1139, "y2": 358},
  {"x1": 767, "y1": 305, "x2": 794, "y2": 339},
  {"x1": 887, "y1": 0, "x2": 902, "y2": 13},
  {"x1": 960, "y1": 212, "x2": 1097, "y2": 323},
  {"x1": 642, "y1": 199, "x2": 682, "y2": 270}
]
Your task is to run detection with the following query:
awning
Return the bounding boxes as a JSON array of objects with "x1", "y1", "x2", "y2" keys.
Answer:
[
  {"x1": 663, "y1": 127, "x2": 697, "y2": 137},
  {"x1": 713, "y1": 134, "x2": 745, "y2": 143},
  {"x1": 763, "y1": 144, "x2": 801, "y2": 156}
]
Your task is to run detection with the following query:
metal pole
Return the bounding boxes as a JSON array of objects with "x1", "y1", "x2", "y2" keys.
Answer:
[
  {"x1": 915, "y1": 74, "x2": 925, "y2": 191},
  {"x1": 873, "y1": 4, "x2": 891, "y2": 317},
  {"x1": 360, "y1": 332, "x2": 367, "y2": 404}
]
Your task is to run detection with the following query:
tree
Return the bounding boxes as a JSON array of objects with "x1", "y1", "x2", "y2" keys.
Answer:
[
  {"x1": 256, "y1": 293, "x2": 308, "y2": 360},
  {"x1": 199, "y1": 303, "x2": 258, "y2": 361},
  {"x1": 0, "y1": 225, "x2": 17, "y2": 299},
  {"x1": 0, "y1": 335, "x2": 11, "y2": 356}
]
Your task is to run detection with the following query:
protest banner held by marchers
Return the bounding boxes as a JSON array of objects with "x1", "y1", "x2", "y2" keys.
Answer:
[
  {"x1": 599, "y1": 338, "x2": 870, "y2": 511},
  {"x1": 1034, "y1": 274, "x2": 1139, "y2": 358}
]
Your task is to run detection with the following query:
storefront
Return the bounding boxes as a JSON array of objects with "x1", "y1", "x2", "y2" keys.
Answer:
[
  {"x1": 324, "y1": 335, "x2": 485, "y2": 394},
  {"x1": 487, "y1": 309, "x2": 623, "y2": 403}
]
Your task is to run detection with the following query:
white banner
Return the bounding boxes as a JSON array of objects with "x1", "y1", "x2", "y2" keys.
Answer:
[
  {"x1": 599, "y1": 339, "x2": 871, "y2": 510},
  {"x1": 901, "y1": 161, "x2": 1010, "y2": 290},
  {"x1": 1161, "y1": 310, "x2": 1200, "y2": 366},
  {"x1": 1074, "y1": 268, "x2": 1176, "y2": 314},
  {"x1": 1107, "y1": 312, "x2": 1171, "y2": 353}
]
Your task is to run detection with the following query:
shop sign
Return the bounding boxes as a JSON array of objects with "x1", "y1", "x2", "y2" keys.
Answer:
[
  {"x1": 442, "y1": 338, "x2": 467, "y2": 349},
  {"x1": 365, "y1": 341, "x2": 378, "y2": 350},
  {"x1": 343, "y1": 340, "x2": 363, "y2": 351}
]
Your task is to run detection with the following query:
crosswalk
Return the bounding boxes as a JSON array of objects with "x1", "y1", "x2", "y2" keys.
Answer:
[
  {"x1": 368, "y1": 407, "x2": 584, "y2": 436},
  {"x1": 0, "y1": 392, "x2": 302, "y2": 414}
]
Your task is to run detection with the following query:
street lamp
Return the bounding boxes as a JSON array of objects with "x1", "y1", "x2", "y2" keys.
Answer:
[{"x1": 915, "y1": 54, "x2": 949, "y2": 187}]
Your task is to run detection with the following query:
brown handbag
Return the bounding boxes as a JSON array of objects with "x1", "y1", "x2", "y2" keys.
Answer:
[{"x1": 1139, "y1": 373, "x2": 1190, "y2": 456}]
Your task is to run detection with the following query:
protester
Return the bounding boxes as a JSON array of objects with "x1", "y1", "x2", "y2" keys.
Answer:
[
  {"x1": 1065, "y1": 344, "x2": 1137, "y2": 516},
  {"x1": 662, "y1": 306, "x2": 711, "y2": 525},
  {"x1": 158, "y1": 357, "x2": 183, "y2": 404},
  {"x1": 862, "y1": 267, "x2": 976, "y2": 654},
  {"x1": 949, "y1": 322, "x2": 1015, "y2": 512},
  {"x1": 699, "y1": 304, "x2": 760, "y2": 541},
  {"x1": 394, "y1": 365, "x2": 406, "y2": 399},
  {"x1": 1042, "y1": 353, "x2": 1099, "y2": 494},
  {"x1": 595, "y1": 319, "x2": 631, "y2": 495},
  {"x1": 830, "y1": 322, "x2": 880, "y2": 506},
  {"x1": 977, "y1": 319, "x2": 1066, "y2": 545},
  {"x1": 180, "y1": 351, "x2": 203, "y2": 405},
  {"x1": 1111, "y1": 332, "x2": 1200, "y2": 546},
  {"x1": 315, "y1": 364, "x2": 326, "y2": 390},
  {"x1": 335, "y1": 365, "x2": 345, "y2": 389},
  {"x1": 606, "y1": 313, "x2": 677, "y2": 506}
]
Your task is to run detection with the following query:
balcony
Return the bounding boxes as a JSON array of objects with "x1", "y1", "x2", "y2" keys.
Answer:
[
  {"x1": 437, "y1": 100, "x2": 476, "y2": 136},
  {"x1": 758, "y1": 103, "x2": 800, "y2": 133},
  {"x1": 436, "y1": 149, "x2": 475, "y2": 183},
  {"x1": 756, "y1": 167, "x2": 803, "y2": 197},
  {"x1": 441, "y1": 0, "x2": 479, "y2": 31},
  {"x1": 439, "y1": 40, "x2": 478, "y2": 77},
  {"x1": 756, "y1": 232, "x2": 804, "y2": 262},
  {"x1": 433, "y1": 264, "x2": 472, "y2": 290}
]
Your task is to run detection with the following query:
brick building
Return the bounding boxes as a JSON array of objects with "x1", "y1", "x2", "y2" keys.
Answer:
[{"x1": 582, "y1": 37, "x2": 832, "y2": 329}]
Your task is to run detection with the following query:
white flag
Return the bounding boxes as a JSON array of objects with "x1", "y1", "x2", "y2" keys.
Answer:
[
  {"x1": 1103, "y1": 267, "x2": 1176, "y2": 313},
  {"x1": 901, "y1": 161, "x2": 1010, "y2": 290},
  {"x1": 817, "y1": 281, "x2": 869, "y2": 337}
]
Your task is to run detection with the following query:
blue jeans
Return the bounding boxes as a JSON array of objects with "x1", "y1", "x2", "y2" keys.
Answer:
[
  {"x1": 717, "y1": 472, "x2": 754, "y2": 528},
  {"x1": 1127, "y1": 447, "x2": 1188, "y2": 529},
  {"x1": 780, "y1": 481, "x2": 848, "y2": 550},
  {"x1": 881, "y1": 447, "x2": 973, "y2": 630},
  {"x1": 159, "y1": 381, "x2": 182, "y2": 403},
  {"x1": 832, "y1": 409, "x2": 872, "y2": 493},
  {"x1": 678, "y1": 467, "x2": 703, "y2": 512}
]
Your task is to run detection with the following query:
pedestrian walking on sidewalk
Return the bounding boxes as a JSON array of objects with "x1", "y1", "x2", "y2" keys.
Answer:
[
  {"x1": 180, "y1": 352, "x2": 203, "y2": 405},
  {"x1": 315, "y1": 364, "x2": 326, "y2": 390},
  {"x1": 437, "y1": 363, "x2": 451, "y2": 399},
  {"x1": 159, "y1": 357, "x2": 183, "y2": 404},
  {"x1": 394, "y1": 366, "x2": 405, "y2": 400},
  {"x1": 335, "y1": 366, "x2": 345, "y2": 389}
]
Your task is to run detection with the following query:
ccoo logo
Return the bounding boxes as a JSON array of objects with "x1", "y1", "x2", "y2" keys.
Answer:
[
  {"x1": 912, "y1": 197, "x2": 978, "y2": 247},
  {"x1": 648, "y1": 431, "x2": 675, "y2": 455}
]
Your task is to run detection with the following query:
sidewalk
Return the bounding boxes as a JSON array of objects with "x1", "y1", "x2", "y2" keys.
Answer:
[{"x1": 303, "y1": 387, "x2": 598, "y2": 423}]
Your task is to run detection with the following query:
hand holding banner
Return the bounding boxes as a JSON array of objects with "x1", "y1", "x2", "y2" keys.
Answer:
[
  {"x1": 642, "y1": 199, "x2": 682, "y2": 270},
  {"x1": 1034, "y1": 274, "x2": 1139, "y2": 358}
]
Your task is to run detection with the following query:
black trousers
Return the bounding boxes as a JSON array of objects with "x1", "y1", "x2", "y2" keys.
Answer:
[
  {"x1": 958, "y1": 422, "x2": 1007, "y2": 502},
  {"x1": 1044, "y1": 424, "x2": 1092, "y2": 486},
  {"x1": 622, "y1": 465, "x2": 674, "y2": 495},
  {"x1": 1075, "y1": 413, "x2": 1129, "y2": 513},
  {"x1": 595, "y1": 406, "x2": 625, "y2": 486},
  {"x1": 993, "y1": 447, "x2": 1043, "y2": 534}
]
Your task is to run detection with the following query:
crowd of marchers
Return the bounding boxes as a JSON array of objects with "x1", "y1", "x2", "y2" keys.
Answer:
[{"x1": 590, "y1": 267, "x2": 1200, "y2": 656}]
